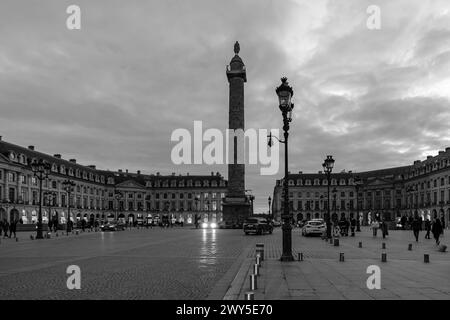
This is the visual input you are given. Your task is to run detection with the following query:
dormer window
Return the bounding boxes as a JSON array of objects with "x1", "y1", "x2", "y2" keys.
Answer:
[
  {"x1": 171, "y1": 180, "x2": 177, "y2": 187},
  {"x1": 314, "y1": 179, "x2": 320, "y2": 185},
  {"x1": 52, "y1": 164, "x2": 58, "y2": 172},
  {"x1": 211, "y1": 180, "x2": 217, "y2": 187},
  {"x1": 68, "y1": 168, "x2": 74, "y2": 176},
  {"x1": 179, "y1": 180, "x2": 185, "y2": 187},
  {"x1": 163, "y1": 180, "x2": 169, "y2": 187},
  {"x1": 331, "y1": 179, "x2": 337, "y2": 185},
  {"x1": 195, "y1": 181, "x2": 201, "y2": 187},
  {"x1": 204, "y1": 180, "x2": 210, "y2": 187},
  {"x1": 187, "y1": 180, "x2": 193, "y2": 187},
  {"x1": 340, "y1": 179, "x2": 346, "y2": 186},
  {"x1": 305, "y1": 179, "x2": 311, "y2": 186},
  {"x1": 9, "y1": 152, "x2": 16, "y2": 161},
  {"x1": 323, "y1": 179, "x2": 328, "y2": 185},
  {"x1": 75, "y1": 169, "x2": 80, "y2": 178},
  {"x1": 107, "y1": 177, "x2": 114, "y2": 184},
  {"x1": 288, "y1": 180, "x2": 294, "y2": 186},
  {"x1": 60, "y1": 165, "x2": 66, "y2": 174}
]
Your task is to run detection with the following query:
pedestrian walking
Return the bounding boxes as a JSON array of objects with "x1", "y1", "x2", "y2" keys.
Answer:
[
  {"x1": 9, "y1": 219, "x2": 17, "y2": 238},
  {"x1": 440, "y1": 216, "x2": 445, "y2": 234},
  {"x1": 412, "y1": 215, "x2": 421, "y2": 242},
  {"x1": 424, "y1": 219, "x2": 431, "y2": 239},
  {"x1": 371, "y1": 220, "x2": 379, "y2": 237},
  {"x1": 2, "y1": 219, "x2": 9, "y2": 238},
  {"x1": 81, "y1": 219, "x2": 86, "y2": 232},
  {"x1": 48, "y1": 219, "x2": 53, "y2": 233},
  {"x1": 432, "y1": 218, "x2": 443, "y2": 245},
  {"x1": 381, "y1": 218, "x2": 389, "y2": 239},
  {"x1": 350, "y1": 216, "x2": 356, "y2": 237}
]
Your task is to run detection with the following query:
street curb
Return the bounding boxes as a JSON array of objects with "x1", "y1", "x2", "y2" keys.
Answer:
[
  {"x1": 206, "y1": 241, "x2": 254, "y2": 300},
  {"x1": 222, "y1": 247, "x2": 254, "y2": 300}
]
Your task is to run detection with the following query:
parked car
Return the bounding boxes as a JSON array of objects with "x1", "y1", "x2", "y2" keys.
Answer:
[
  {"x1": 243, "y1": 217, "x2": 273, "y2": 235},
  {"x1": 219, "y1": 220, "x2": 244, "y2": 229},
  {"x1": 100, "y1": 221, "x2": 125, "y2": 231},
  {"x1": 301, "y1": 219, "x2": 326, "y2": 236}
]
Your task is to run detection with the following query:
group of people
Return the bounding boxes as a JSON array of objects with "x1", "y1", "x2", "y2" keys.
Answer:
[
  {"x1": 333, "y1": 215, "x2": 358, "y2": 237},
  {"x1": 413, "y1": 216, "x2": 444, "y2": 245},
  {"x1": 0, "y1": 219, "x2": 18, "y2": 238}
]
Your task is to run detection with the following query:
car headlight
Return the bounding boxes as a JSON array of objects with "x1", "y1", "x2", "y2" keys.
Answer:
[
  {"x1": 210, "y1": 223, "x2": 217, "y2": 229},
  {"x1": 202, "y1": 223, "x2": 208, "y2": 228}
]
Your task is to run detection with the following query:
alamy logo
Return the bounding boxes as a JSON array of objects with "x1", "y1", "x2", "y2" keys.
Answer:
[
  {"x1": 66, "y1": 265, "x2": 81, "y2": 290},
  {"x1": 366, "y1": 265, "x2": 381, "y2": 289},
  {"x1": 171, "y1": 121, "x2": 280, "y2": 175}
]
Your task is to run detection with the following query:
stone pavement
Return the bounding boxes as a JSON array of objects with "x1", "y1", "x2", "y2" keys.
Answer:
[
  {"x1": 226, "y1": 227, "x2": 450, "y2": 300},
  {"x1": 0, "y1": 227, "x2": 255, "y2": 299}
]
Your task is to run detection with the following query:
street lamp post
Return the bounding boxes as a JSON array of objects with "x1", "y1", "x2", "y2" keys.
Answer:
[
  {"x1": 322, "y1": 155, "x2": 335, "y2": 239},
  {"x1": 63, "y1": 179, "x2": 75, "y2": 233},
  {"x1": 354, "y1": 176, "x2": 362, "y2": 231},
  {"x1": 332, "y1": 187, "x2": 337, "y2": 222},
  {"x1": 43, "y1": 191, "x2": 56, "y2": 229},
  {"x1": 31, "y1": 159, "x2": 51, "y2": 239},
  {"x1": 268, "y1": 77, "x2": 294, "y2": 262},
  {"x1": 268, "y1": 196, "x2": 272, "y2": 220},
  {"x1": 114, "y1": 191, "x2": 123, "y2": 221}
]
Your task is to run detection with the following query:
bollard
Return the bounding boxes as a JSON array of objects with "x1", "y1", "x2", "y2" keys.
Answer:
[
  {"x1": 339, "y1": 253, "x2": 345, "y2": 262},
  {"x1": 56, "y1": 233, "x2": 58, "y2": 237},
  {"x1": 244, "y1": 292, "x2": 254, "y2": 300},
  {"x1": 256, "y1": 255, "x2": 261, "y2": 267},
  {"x1": 382, "y1": 243, "x2": 386, "y2": 249},
  {"x1": 298, "y1": 252, "x2": 303, "y2": 261},
  {"x1": 334, "y1": 238, "x2": 339, "y2": 246},
  {"x1": 256, "y1": 243, "x2": 264, "y2": 261},
  {"x1": 75, "y1": 230, "x2": 79, "y2": 235},
  {"x1": 381, "y1": 252, "x2": 387, "y2": 262},
  {"x1": 254, "y1": 263, "x2": 259, "y2": 276},
  {"x1": 249, "y1": 274, "x2": 257, "y2": 290},
  {"x1": 408, "y1": 243, "x2": 412, "y2": 251},
  {"x1": 358, "y1": 242, "x2": 362, "y2": 248},
  {"x1": 424, "y1": 254, "x2": 430, "y2": 263},
  {"x1": 15, "y1": 237, "x2": 18, "y2": 242}
]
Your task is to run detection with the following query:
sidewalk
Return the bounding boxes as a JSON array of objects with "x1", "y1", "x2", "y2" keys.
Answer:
[{"x1": 226, "y1": 227, "x2": 450, "y2": 300}]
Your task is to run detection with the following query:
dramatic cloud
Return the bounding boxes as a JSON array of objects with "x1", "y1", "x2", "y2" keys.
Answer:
[{"x1": 1, "y1": 0, "x2": 449, "y2": 212}]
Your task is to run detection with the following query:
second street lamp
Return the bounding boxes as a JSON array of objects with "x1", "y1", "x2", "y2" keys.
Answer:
[
  {"x1": 63, "y1": 179, "x2": 75, "y2": 233},
  {"x1": 31, "y1": 159, "x2": 51, "y2": 239},
  {"x1": 268, "y1": 196, "x2": 272, "y2": 220},
  {"x1": 322, "y1": 155, "x2": 335, "y2": 239},
  {"x1": 268, "y1": 77, "x2": 294, "y2": 262}
]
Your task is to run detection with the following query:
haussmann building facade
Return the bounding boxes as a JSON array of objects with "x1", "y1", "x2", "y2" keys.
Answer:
[
  {"x1": 0, "y1": 137, "x2": 227, "y2": 228},
  {"x1": 272, "y1": 149, "x2": 450, "y2": 228}
]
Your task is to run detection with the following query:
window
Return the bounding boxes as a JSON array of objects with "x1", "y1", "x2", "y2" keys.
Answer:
[
  {"x1": 341, "y1": 192, "x2": 345, "y2": 198},
  {"x1": 441, "y1": 178, "x2": 445, "y2": 186},
  {"x1": 314, "y1": 179, "x2": 320, "y2": 185},
  {"x1": 20, "y1": 175, "x2": 27, "y2": 184},
  {"x1": 172, "y1": 193, "x2": 176, "y2": 199},
  {"x1": 8, "y1": 172, "x2": 15, "y2": 183},
  {"x1": 52, "y1": 181, "x2": 57, "y2": 189}
]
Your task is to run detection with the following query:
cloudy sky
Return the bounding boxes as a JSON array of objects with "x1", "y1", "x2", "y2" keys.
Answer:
[{"x1": 1, "y1": 0, "x2": 449, "y2": 212}]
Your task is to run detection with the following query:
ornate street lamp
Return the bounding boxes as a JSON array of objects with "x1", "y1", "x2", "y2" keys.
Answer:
[
  {"x1": 322, "y1": 155, "x2": 335, "y2": 239},
  {"x1": 43, "y1": 191, "x2": 56, "y2": 228},
  {"x1": 268, "y1": 196, "x2": 272, "y2": 220},
  {"x1": 268, "y1": 77, "x2": 294, "y2": 262},
  {"x1": 62, "y1": 179, "x2": 75, "y2": 233},
  {"x1": 31, "y1": 159, "x2": 51, "y2": 239},
  {"x1": 114, "y1": 190, "x2": 123, "y2": 221}
]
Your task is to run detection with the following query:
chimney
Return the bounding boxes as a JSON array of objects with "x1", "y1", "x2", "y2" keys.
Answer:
[
  {"x1": 348, "y1": 170, "x2": 352, "y2": 173},
  {"x1": 211, "y1": 172, "x2": 214, "y2": 176},
  {"x1": 28, "y1": 145, "x2": 35, "y2": 151},
  {"x1": 172, "y1": 172, "x2": 175, "y2": 176},
  {"x1": 298, "y1": 171, "x2": 303, "y2": 174},
  {"x1": 69, "y1": 159, "x2": 76, "y2": 163},
  {"x1": 53, "y1": 154, "x2": 62, "y2": 159},
  {"x1": 88, "y1": 165, "x2": 96, "y2": 170},
  {"x1": 186, "y1": 172, "x2": 189, "y2": 176},
  {"x1": 0, "y1": 136, "x2": 2, "y2": 141},
  {"x1": 157, "y1": 172, "x2": 160, "y2": 176},
  {"x1": 446, "y1": 147, "x2": 450, "y2": 153},
  {"x1": 126, "y1": 169, "x2": 128, "y2": 174},
  {"x1": 137, "y1": 170, "x2": 141, "y2": 175},
  {"x1": 118, "y1": 169, "x2": 122, "y2": 173},
  {"x1": 318, "y1": 171, "x2": 322, "y2": 174}
]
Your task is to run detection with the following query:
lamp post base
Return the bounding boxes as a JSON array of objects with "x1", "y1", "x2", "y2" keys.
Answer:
[{"x1": 36, "y1": 223, "x2": 44, "y2": 239}]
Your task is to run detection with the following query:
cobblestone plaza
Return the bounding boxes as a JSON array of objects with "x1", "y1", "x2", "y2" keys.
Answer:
[{"x1": 0, "y1": 227, "x2": 448, "y2": 299}]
